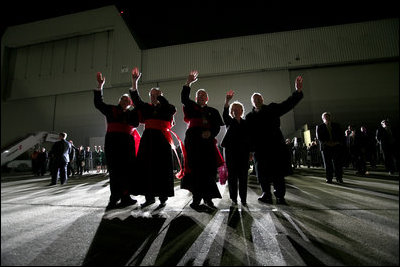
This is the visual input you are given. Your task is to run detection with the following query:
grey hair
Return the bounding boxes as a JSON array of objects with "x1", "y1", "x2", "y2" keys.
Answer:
[
  {"x1": 321, "y1": 112, "x2": 331, "y2": 120},
  {"x1": 229, "y1": 101, "x2": 245, "y2": 118}
]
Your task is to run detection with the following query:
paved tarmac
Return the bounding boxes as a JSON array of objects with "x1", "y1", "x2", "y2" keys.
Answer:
[{"x1": 1, "y1": 166, "x2": 399, "y2": 266}]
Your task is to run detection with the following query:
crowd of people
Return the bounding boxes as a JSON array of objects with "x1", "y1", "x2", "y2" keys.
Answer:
[
  {"x1": 32, "y1": 143, "x2": 107, "y2": 178},
  {"x1": 88, "y1": 68, "x2": 305, "y2": 210},
  {"x1": 41, "y1": 67, "x2": 398, "y2": 211},
  {"x1": 285, "y1": 119, "x2": 398, "y2": 180}
]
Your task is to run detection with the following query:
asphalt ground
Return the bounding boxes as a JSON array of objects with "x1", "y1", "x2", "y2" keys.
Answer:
[{"x1": 1, "y1": 166, "x2": 399, "y2": 266}]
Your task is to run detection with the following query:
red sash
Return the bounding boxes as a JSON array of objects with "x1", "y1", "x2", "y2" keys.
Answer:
[
  {"x1": 188, "y1": 118, "x2": 210, "y2": 129},
  {"x1": 144, "y1": 119, "x2": 186, "y2": 179},
  {"x1": 144, "y1": 119, "x2": 173, "y2": 145},
  {"x1": 107, "y1": 122, "x2": 141, "y2": 156}
]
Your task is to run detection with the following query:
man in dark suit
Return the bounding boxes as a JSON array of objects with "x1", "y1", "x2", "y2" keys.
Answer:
[
  {"x1": 49, "y1": 132, "x2": 72, "y2": 185},
  {"x1": 316, "y1": 112, "x2": 345, "y2": 183},
  {"x1": 376, "y1": 119, "x2": 398, "y2": 175},
  {"x1": 245, "y1": 76, "x2": 304, "y2": 205}
]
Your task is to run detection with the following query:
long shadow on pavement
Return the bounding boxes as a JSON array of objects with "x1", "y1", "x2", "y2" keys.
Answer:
[{"x1": 82, "y1": 214, "x2": 166, "y2": 266}]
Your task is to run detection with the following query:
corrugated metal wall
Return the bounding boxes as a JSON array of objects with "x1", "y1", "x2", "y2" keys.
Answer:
[
  {"x1": 6, "y1": 30, "x2": 114, "y2": 100},
  {"x1": 1, "y1": 5, "x2": 142, "y2": 101},
  {"x1": 142, "y1": 19, "x2": 398, "y2": 82}
]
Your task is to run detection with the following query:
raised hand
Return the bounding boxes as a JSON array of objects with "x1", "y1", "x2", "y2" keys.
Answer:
[
  {"x1": 224, "y1": 90, "x2": 235, "y2": 107},
  {"x1": 295, "y1": 76, "x2": 303, "y2": 92},
  {"x1": 186, "y1": 70, "x2": 199, "y2": 87},
  {"x1": 132, "y1": 67, "x2": 142, "y2": 81},
  {"x1": 97, "y1": 72, "x2": 105, "y2": 90},
  {"x1": 132, "y1": 67, "x2": 142, "y2": 90},
  {"x1": 226, "y1": 90, "x2": 234, "y2": 102}
]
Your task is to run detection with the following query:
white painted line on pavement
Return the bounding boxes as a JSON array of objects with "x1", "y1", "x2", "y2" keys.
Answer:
[
  {"x1": 193, "y1": 211, "x2": 225, "y2": 266},
  {"x1": 251, "y1": 212, "x2": 286, "y2": 266},
  {"x1": 176, "y1": 211, "x2": 226, "y2": 266},
  {"x1": 280, "y1": 210, "x2": 310, "y2": 242}
]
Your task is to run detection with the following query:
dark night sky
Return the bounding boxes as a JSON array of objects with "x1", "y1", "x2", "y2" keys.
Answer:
[{"x1": 1, "y1": 1, "x2": 398, "y2": 49}]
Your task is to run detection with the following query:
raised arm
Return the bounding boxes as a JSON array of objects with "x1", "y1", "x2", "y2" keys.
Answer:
[
  {"x1": 97, "y1": 71, "x2": 105, "y2": 90},
  {"x1": 94, "y1": 72, "x2": 109, "y2": 115},
  {"x1": 130, "y1": 67, "x2": 146, "y2": 107},
  {"x1": 181, "y1": 70, "x2": 199, "y2": 105},
  {"x1": 274, "y1": 76, "x2": 304, "y2": 117},
  {"x1": 223, "y1": 90, "x2": 234, "y2": 126},
  {"x1": 131, "y1": 67, "x2": 142, "y2": 91}
]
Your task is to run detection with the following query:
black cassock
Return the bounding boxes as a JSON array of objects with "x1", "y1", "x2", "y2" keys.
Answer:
[
  {"x1": 93, "y1": 90, "x2": 139, "y2": 203},
  {"x1": 130, "y1": 90, "x2": 176, "y2": 197},
  {"x1": 180, "y1": 85, "x2": 224, "y2": 199}
]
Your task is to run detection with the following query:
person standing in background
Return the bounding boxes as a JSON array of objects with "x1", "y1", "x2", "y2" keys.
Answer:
[
  {"x1": 316, "y1": 112, "x2": 345, "y2": 183},
  {"x1": 48, "y1": 132, "x2": 72, "y2": 186}
]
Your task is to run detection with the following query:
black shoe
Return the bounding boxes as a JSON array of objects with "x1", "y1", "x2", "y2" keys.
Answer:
[
  {"x1": 105, "y1": 202, "x2": 118, "y2": 210},
  {"x1": 119, "y1": 198, "x2": 137, "y2": 208},
  {"x1": 336, "y1": 178, "x2": 344, "y2": 183},
  {"x1": 47, "y1": 183, "x2": 56, "y2": 186},
  {"x1": 258, "y1": 196, "x2": 273, "y2": 204},
  {"x1": 231, "y1": 200, "x2": 238, "y2": 206},
  {"x1": 326, "y1": 180, "x2": 333, "y2": 184},
  {"x1": 190, "y1": 203, "x2": 205, "y2": 212},
  {"x1": 141, "y1": 199, "x2": 155, "y2": 208},
  {"x1": 241, "y1": 202, "x2": 247, "y2": 207},
  {"x1": 205, "y1": 200, "x2": 217, "y2": 209},
  {"x1": 159, "y1": 197, "x2": 168, "y2": 205},
  {"x1": 276, "y1": 198, "x2": 287, "y2": 205}
]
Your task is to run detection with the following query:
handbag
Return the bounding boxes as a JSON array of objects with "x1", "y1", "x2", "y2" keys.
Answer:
[{"x1": 218, "y1": 162, "x2": 228, "y2": 185}]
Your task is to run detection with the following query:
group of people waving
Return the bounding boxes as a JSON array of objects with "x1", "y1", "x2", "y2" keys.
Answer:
[{"x1": 94, "y1": 68, "x2": 304, "y2": 211}]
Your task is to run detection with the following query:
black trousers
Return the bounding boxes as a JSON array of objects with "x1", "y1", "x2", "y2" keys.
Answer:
[
  {"x1": 382, "y1": 146, "x2": 396, "y2": 173},
  {"x1": 321, "y1": 145, "x2": 343, "y2": 181},
  {"x1": 225, "y1": 148, "x2": 249, "y2": 202},
  {"x1": 51, "y1": 162, "x2": 68, "y2": 184},
  {"x1": 254, "y1": 158, "x2": 285, "y2": 199}
]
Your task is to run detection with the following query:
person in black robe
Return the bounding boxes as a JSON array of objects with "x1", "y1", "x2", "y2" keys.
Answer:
[
  {"x1": 94, "y1": 72, "x2": 139, "y2": 210},
  {"x1": 221, "y1": 90, "x2": 251, "y2": 206},
  {"x1": 245, "y1": 76, "x2": 304, "y2": 205},
  {"x1": 180, "y1": 70, "x2": 224, "y2": 211},
  {"x1": 130, "y1": 67, "x2": 177, "y2": 208},
  {"x1": 316, "y1": 112, "x2": 345, "y2": 183}
]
